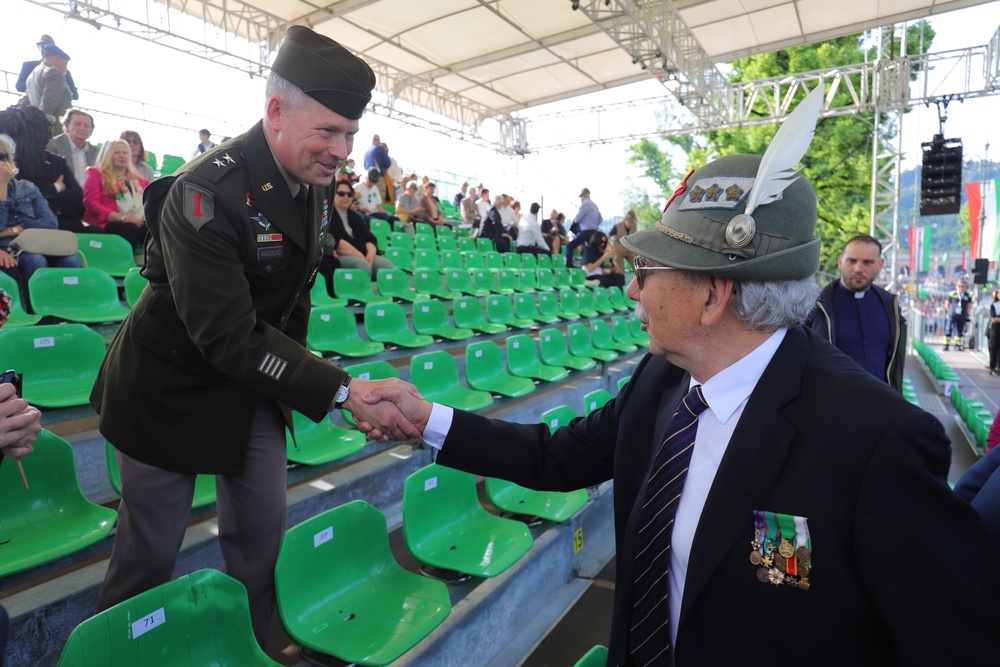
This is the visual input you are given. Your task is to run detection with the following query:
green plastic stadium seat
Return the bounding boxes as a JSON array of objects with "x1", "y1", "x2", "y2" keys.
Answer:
[
  {"x1": 0, "y1": 323, "x2": 105, "y2": 408},
  {"x1": 310, "y1": 275, "x2": 348, "y2": 307},
  {"x1": 436, "y1": 224, "x2": 455, "y2": 239},
  {"x1": 0, "y1": 271, "x2": 41, "y2": 326},
  {"x1": 472, "y1": 267, "x2": 501, "y2": 294},
  {"x1": 415, "y1": 234, "x2": 437, "y2": 251},
  {"x1": 463, "y1": 251, "x2": 485, "y2": 270},
  {"x1": 593, "y1": 287, "x2": 616, "y2": 314},
  {"x1": 144, "y1": 151, "x2": 158, "y2": 170},
  {"x1": 414, "y1": 248, "x2": 440, "y2": 270},
  {"x1": 592, "y1": 318, "x2": 638, "y2": 354},
  {"x1": 76, "y1": 233, "x2": 138, "y2": 277},
  {"x1": 415, "y1": 269, "x2": 462, "y2": 299},
  {"x1": 1, "y1": 430, "x2": 117, "y2": 577},
  {"x1": 286, "y1": 410, "x2": 365, "y2": 466},
  {"x1": 583, "y1": 389, "x2": 613, "y2": 415},
  {"x1": 157, "y1": 154, "x2": 186, "y2": 176},
  {"x1": 574, "y1": 645, "x2": 610, "y2": 667},
  {"x1": 440, "y1": 249, "x2": 464, "y2": 269},
  {"x1": 608, "y1": 285, "x2": 632, "y2": 311},
  {"x1": 615, "y1": 314, "x2": 648, "y2": 347},
  {"x1": 465, "y1": 341, "x2": 536, "y2": 398},
  {"x1": 307, "y1": 306, "x2": 385, "y2": 357},
  {"x1": 385, "y1": 247, "x2": 413, "y2": 272},
  {"x1": 403, "y1": 464, "x2": 532, "y2": 577},
  {"x1": 567, "y1": 322, "x2": 617, "y2": 362},
  {"x1": 504, "y1": 253, "x2": 521, "y2": 268},
  {"x1": 536, "y1": 267, "x2": 555, "y2": 290},
  {"x1": 415, "y1": 222, "x2": 436, "y2": 237},
  {"x1": 123, "y1": 266, "x2": 148, "y2": 307},
  {"x1": 28, "y1": 267, "x2": 130, "y2": 323},
  {"x1": 476, "y1": 238, "x2": 496, "y2": 252},
  {"x1": 439, "y1": 200, "x2": 459, "y2": 221},
  {"x1": 484, "y1": 251, "x2": 506, "y2": 271},
  {"x1": 540, "y1": 405, "x2": 580, "y2": 431},
  {"x1": 437, "y1": 236, "x2": 457, "y2": 251},
  {"x1": 452, "y1": 296, "x2": 506, "y2": 334},
  {"x1": 484, "y1": 478, "x2": 588, "y2": 523},
  {"x1": 515, "y1": 293, "x2": 560, "y2": 325},
  {"x1": 364, "y1": 302, "x2": 434, "y2": 348},
  {"x1": 506, "y1": 334, "x2": 569, "y2": 382},
  {"x1": 496, "y1": 268, "x2": 519, "y2": 294},
  {"x1": 376, "y1": 268, "x2": 416, "y2": 302},
  {"x1": 389, "y1": 232, "x2": 414, "y2": 251},
  {"x1": 537, "y1": 291, "x2": 562, "y2": 321},
  {"x1": 553, "y1": 269, "x2": 572, "y2": 289},
  {"x1": 569, "y1": 269, "x2": 589, "y2": 289},
  {"x1": 106, "y1": 441, "x2": 217, "y2": 508},
  {"x1": 275, "y1": 501, "x2": 451, "y2": 667},
  {"x1": 412, "y1": 298, "x2": 475, "y2": 341},
  {"x1": 57, "y1": 569, "x2": 279, "y2": 667},
  {"x1": 577, "y1": 289, "x2": 600, "y2": 317},
  {"x1": 458, "y1": 237, "x2": 476, "y2": 253},
  {"x1": 519, "y1": 253, "x2": 537, "y2": 270},
  {"x1": 538, "y1": 328, "x2": 597, "y2": 372},
  {"x1": 410, "y1": 351, "x2": 494, "y2": 411},
  {"x1": 487, "y1": 294, "x2": 535, "y2": 329},
  {"x1": 617, "y1": 375, "x2": 632, "y2": 391},
  {"x1": 334, "y1": 268, "x2": 391, "y2": 304},
  {"x1": 534, "y1": 254, "x2": 552, "y2": 270},
  {"x1": 445, "y1": 268, "x2": 489, "y2": 297},
  {"x1": 373, "y1": 229, "x2": 389, "y2": 253},
  {"x1": 557, "y1": 289, "x2": 583, "y2": 320},
  {"x1": 510, "y1": 268, "x2": 536, "y2": 293},
  {"x1": 369, "y1": 218, "x2": 392, "y2": 236},
  {"x1": 340, "y1": 361, "x2": 401, "y2": 425}
]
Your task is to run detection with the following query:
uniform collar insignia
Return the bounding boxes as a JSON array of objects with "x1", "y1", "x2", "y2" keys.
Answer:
[
  {"x1": 222, "y1": 153, "x2": 235, "y2": 164},
  {"x1": 251, "y1": 213, "x2": 271, "y2": 231},
  {"x1": 212, "y1": 158, "x2": 225, "y2": 168}
]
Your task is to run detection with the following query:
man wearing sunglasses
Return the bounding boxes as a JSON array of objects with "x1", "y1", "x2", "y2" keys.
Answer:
[
  {"x1": 367, "y1": 152, "x2": 1000, "y2": 665},
  {"x1": 91, "y1": 26, "x2": 423, "y2": 647}
]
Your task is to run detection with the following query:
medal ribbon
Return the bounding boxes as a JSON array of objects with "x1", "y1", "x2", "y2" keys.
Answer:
[
  {"x1": 763, "y1": 512, "x2": 779, "y2": 554},
  {"x1": 794, "y1": 515, "x2": 812, "y2": 566},
  {"x1": 776, "y1": 513, "x2": 797, "y2": 576}
]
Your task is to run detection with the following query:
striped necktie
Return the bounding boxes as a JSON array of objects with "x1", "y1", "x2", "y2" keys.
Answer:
[{"x1": 630, "y1": 385, "x2": 708, "y2": 666}]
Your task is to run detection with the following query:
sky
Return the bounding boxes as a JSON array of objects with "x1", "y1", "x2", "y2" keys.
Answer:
[{"x1": 6, "y1": 0, "x2": 999, "y2": 221}]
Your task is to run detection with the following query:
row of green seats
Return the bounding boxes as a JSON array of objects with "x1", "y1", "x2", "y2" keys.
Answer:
[
  {"x1": 912, "y1": 337, "x2": 961, "y2": 385},
  {"x1": 950, "y1": 385, "x2": 993, "y2": 453}
]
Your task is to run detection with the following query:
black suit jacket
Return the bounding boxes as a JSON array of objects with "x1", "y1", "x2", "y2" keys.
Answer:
[
  {"x1": 91, "y1": 122, "x2": 346, "y2": 474},
  {"x1": 437, "y1": 326, "x2": 1000, "y2": 666}
]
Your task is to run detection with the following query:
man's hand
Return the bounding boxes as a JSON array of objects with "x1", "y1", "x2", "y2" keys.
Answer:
[
  {"x1": 359, "y1": 382, "x2": 433, "y2": 436},
  {"x1": 0, "y1": 249, "x2": 17, "y2": 269},
  {"x1": 343, "y1": 378, "x2": 424, "y2": 442},
  {"x1": 0, "y1": 383, "x2": 41, "y2": 460}
]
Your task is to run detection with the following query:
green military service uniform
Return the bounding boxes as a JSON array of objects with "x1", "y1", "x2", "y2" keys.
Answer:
[
  {"x1": 91, "y1": 25, "x2": 377, "y2": 647},
  {"x1": 92, "y1": 120, "x2": 345, "y2": 474}
]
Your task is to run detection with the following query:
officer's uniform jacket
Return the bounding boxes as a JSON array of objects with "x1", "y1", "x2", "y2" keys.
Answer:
[{"x1": 91, "y1": 121, "x2": 346, "y2": 474}]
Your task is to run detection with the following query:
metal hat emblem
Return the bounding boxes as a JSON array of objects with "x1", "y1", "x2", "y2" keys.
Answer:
[{"x1": 725, "y1": 214, "x2": 756, "y2": 248}]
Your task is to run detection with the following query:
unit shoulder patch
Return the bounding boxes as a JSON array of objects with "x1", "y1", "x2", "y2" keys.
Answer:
[{"x1": 182, "y1": 182, "x2": 215, "y2": 231}]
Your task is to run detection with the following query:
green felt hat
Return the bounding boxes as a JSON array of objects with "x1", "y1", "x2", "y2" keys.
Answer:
[{"x1": 621, "y1": 154, "x2": 819, "y2": 281}]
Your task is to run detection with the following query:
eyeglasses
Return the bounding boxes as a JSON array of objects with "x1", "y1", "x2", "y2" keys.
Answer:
[
  {"x1": 125, "y1": 139, "x2": 140, "y2": 145},
  {"x1": 335, "y1": 190, "x2": 353, "y2": 197},
  {"x1": 631, "y1": 255, "x2": 677, "y2": 289},
  {"x1": 0, "y1": 153, "x2": 9, "y2": 161}
]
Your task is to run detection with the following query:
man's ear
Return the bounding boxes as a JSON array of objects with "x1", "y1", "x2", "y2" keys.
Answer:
[
  {"x1": 265, "y1": 97, "x2": 283, "y2": 132},
  {"x1": 701, "y1": 275, "x2": 736, "y2": 326}
]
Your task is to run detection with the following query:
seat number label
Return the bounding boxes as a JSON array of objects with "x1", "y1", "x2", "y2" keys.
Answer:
[
  {"x1": 131, "y1": 607, "x2": 165, "y2": 639},
  {"x1": 314, "y1": 527, "x2": 334, "y2": 548}
]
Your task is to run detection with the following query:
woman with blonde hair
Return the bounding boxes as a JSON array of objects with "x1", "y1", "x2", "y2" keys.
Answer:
[{"x1": 82, "y1": 138, "x2": 150, "y2": 247}]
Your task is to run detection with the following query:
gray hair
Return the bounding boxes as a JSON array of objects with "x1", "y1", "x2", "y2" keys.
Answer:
[
  {"x1": 0, "y1": 133, "x2": 16, "y2": 157},
  {"x1": 731, "y1": 278, "x2": 821, "y2": 332},
  {"x1": 265, "y1": 71, "x2": 309, "y2": 110},
  {"x1": 493, "y1": 194, "x2": 505, "y2": 207}
]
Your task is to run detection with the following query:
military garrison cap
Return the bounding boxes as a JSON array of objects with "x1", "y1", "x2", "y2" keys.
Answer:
[
  {"x1": 271, "y1": 26, "x2": 376, "y2": 120},
  {"x1": 621, "y1": 154, "x2": 820, "y2": 281}
]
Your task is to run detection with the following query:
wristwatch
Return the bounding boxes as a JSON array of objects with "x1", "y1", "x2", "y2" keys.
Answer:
[{"x1": 334, "y1": 375, "x2": 352, "y2": 408}]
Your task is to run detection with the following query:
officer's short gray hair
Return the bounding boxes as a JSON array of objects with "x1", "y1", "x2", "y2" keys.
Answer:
[
  {"x1": 0, "y1": 133, "x2": 15, "y2": 158},
  {"x1": 731, "y1": 278, "x2": 820, "y2": 332},
  {"x1": 265, "y1": 71, "x2": 309, "y2": 111}
]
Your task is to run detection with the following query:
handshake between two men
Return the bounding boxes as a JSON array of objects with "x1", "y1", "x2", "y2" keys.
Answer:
[{"x1": 339, "y1": 377, "x2": 433, "y2": 442}]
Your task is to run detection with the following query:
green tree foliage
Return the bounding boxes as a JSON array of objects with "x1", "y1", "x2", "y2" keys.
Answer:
[{"x1": 626, "y1": 23, "x2": 935, "y2": 273}]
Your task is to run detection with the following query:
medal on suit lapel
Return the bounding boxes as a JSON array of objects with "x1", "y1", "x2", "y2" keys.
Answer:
[
  {"x1": 777, "y1": 513, "x2": 797, "y2": 559},
  {"x1": 750, "y1": 511, "x2": 812, "y2": 590}
]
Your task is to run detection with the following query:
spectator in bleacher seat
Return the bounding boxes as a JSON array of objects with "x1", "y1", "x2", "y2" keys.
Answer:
[
  {"x1": 190, "y1": 128, "x2": 215, "y2": 159},
  {"x1": 541, "y1": 210, "x2": 567, "y2": 254},
  {"x1": 460, "y1": 185, "x2": 478, "y2": 228},
  {"x1": 355, "y1": 167, "x2": 399, "y2": 229},
  {"x1": 479, "y1": 194, "x2": 512, "y2": 252},
  {"x1": 327, "y1": 178, "x2": 392, "y2": 279},
  {"x1": 91, "y1": 26, "x2": 422, "y2": 649},
  {"x1": 453, "y1": 181, "x2": 467, "y2": 209},
  {"x1": 363, "y1": 133, "x2": 392, "y2": 203},
  {"x1": 805, "y1": 235, "x2": 905, "y2": 392},
  {"x1": 564, "y1": 187, "x2": 603, "y2": 268},
  {"x1": 580, "y1": 230, "x2": 623, "y2": 287},
  {"x1": 367, "y1": 151, "x2": 1000, "y2": 667},
  {"x1": 0, "y1": 133, "x2": 83, "y2": 291},
  {"x1": 385, "y1": 147, "x2": 402, "y2": 199},
  {"x1": 499, "y1": 193, "x2": 518, "y2": 236},
  {"x1": 336, "y1": 157, "x2": 359, "y2": 184},
  {"x1": 420, "y1": 181, "x2": 445, "y2": 227},
  {"x1": 610, "y1": 208, "x2": 637, "y2": 272},
  {"x1": 395, "y1": 179, "x2": 423, "y2": 228},
  {"x1": 0, "y1": 105, "x2": 86, "y2": 233},
  {"x1": 16, "y1": 34, "x2": 79, "y2": 103},
  {"x1": 82, "y1": 139, "x2": 149, "y2": 248},
  {"x1": 23, "y1": 42, "x2": 73, "y2": 136},
  {"x1": 46, "y1": 109, "x2": 97, "y2": 186},
  {"x1": 120, "y1": 130, "x2": 154, "y2": 181},
  {"x1": 475, "y1": 187, "x2": 491, "y2": 231},
  {"x1": 516, "y1": 202, "x2": 551, "y2": 255}
]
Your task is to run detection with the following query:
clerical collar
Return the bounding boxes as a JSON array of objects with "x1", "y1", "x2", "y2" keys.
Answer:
[{"x1": 853, "y1": 288, "x2": 869, "y2": 300}]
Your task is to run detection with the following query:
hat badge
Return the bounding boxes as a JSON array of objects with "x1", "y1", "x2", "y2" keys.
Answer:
[{"x1": 725, "y1": 213, "x2": 755, "y2": 249}]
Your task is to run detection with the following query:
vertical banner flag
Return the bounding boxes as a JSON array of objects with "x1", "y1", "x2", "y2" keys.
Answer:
[
  {"x1": 966, "y1": 180, "x2": 1000, "y2": 261},
  {"x1": 922, "y1": 227, "x2": 932, "y2": 272},
  {"x1": 908, "y1": 227, "x2": 917, "y2": 273}
]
